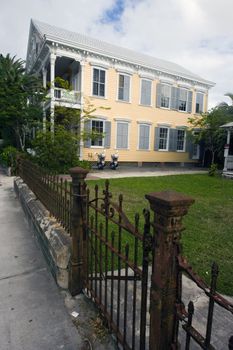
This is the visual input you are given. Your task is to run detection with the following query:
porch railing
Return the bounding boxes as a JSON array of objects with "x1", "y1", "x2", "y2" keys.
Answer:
[
  {"x1": 47, "y1": 88, "x2": 81, "y2": 104},
  {"x1": 226, "y1": 155, "x2": 233, "y2": 171}
]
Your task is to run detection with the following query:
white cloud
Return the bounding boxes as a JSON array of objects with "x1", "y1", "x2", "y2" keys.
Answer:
[{"x1": 0, "y1": 0, "x2": 232, "y2": 108}]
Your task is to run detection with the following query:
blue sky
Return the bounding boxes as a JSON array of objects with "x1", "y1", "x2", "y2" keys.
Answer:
[
  {"x1": 1, "y1": 0, "x2": 233, "y2": 108},
  {"x1": 102, "y1": 0, "x2": 125, "y2": 23}
]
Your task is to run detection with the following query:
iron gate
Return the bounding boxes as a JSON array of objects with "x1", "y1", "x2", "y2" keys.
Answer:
[{"x1": 84, "y1": 180, "x2": 152, "y2": 350}]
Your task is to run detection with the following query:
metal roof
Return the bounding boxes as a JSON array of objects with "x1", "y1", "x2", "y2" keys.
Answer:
[
  {"x1": 220, "y1": 122, "x2": 233, "y2": 128},
  {"x1": 32, "y1": 19, "x2": 214, "y2": 87}
]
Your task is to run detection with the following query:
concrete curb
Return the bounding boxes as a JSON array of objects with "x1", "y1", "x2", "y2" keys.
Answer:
[{"x1": 14, "y1": 177, "x2": 71, "y2": 289}]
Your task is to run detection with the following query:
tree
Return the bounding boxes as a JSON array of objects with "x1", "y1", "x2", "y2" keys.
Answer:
[
  {"x1": 188, "y1": 101, "x2": 233, "y2": 166},
  {"x1": 32, "y1": 125, "x2": 83, "y2": 173},
  {"x1": 224, "y1": 92, "x2": 233, "y2": 105},
  {"x1": 0, "y1": 54, "x2": 45, "y2": 150},
  {"x1": 31, "y1": 96, "x2": 109, "y2": 173}
]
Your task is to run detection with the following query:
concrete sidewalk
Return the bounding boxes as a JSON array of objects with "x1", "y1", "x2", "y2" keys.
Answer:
[
  {"x1": 0, "y1": 172, "x2": 82, "y2": 350},
  {"x1": 87, "y1": 166, "x2": 208, "y2": 180}
]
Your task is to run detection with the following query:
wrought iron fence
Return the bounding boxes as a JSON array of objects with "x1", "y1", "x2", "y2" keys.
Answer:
[
  {"x1": 176, "y1": 255, "x2": 233, "y2": 349},
  {"x1": 18, "y1": 157, "x2": 72, "y2": 234},
  {"x1": 84, "y1": 181, "x2": 151, "y2": 350},
  {"x1": 17, "y1": 160, "x2": 233, "y2": 349}
]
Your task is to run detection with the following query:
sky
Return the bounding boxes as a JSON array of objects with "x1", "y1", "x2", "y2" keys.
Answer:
[{"x1": 1, "y1": 0, "x2": 232, "y2": 108}]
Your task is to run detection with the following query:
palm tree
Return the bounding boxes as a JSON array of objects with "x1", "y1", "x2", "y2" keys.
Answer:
[
  {"x1": 224, "y1": 92, "x2": 233, "y2": 105},
  {"x1": 0, "y1": 54, "x2": 44, "y2": 150}
]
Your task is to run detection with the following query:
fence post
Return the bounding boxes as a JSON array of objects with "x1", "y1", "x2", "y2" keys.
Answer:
[
  {"x1": 145, "y1": 190, "x2": 194, "y2": 350},
  {"x1": 16, "y1": 155, "x2": 21, "y2": 177},
  {"x1": 68, "y1": 166, "x2": 89, "y2": 296}
]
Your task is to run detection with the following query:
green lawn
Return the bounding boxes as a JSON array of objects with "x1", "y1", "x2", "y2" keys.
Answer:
[{"x1": 86, "y1": 174, "x2": 233, "y2": 296}]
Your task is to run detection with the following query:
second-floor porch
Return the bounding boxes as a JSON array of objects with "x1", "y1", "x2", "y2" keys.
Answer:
[{"x1": 41, "y1": 55, "x2": 83, "y2": 110}]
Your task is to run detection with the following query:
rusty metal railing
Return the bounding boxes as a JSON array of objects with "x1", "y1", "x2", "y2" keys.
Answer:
[
  {"x1": 176, "y1": 255, "x2": 233, "y2": 349},
  {"x1": 84, "y1": 180, "x2": 152, "y2": 350},
  {"x1": 18, "y1": 157, "x2": 72, "y2": 234}
]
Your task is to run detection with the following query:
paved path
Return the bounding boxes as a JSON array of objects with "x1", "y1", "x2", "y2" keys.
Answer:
[
  {"x1": 0, "y1": 172, "x2": 82, "y2": 350},
  {"x1": 88, "y1": 166, "x2": 208, "y2": 180}
]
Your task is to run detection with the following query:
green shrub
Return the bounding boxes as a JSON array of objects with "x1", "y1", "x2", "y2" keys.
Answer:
[
  {"x1": 32, "y1": 126, "x2": 91, "y2": 174},
  {"x1": 0, "y1": 146, "x2": 18, "y2": 167},
  {"x1": 208, "y1": 163, "x2": 218, "y2": 176},
  {"x1": 73, "y1": 159, "x2": 92, "y2": 170}
]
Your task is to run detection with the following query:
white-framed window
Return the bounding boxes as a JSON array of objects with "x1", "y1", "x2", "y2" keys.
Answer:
[
  {"x1": 140, "y1": 79, "x2": 152, "y2": 106},
  {"x1": 92, "y1": 68, "x2": 106, "y2": 97},
  {"x1": 159, "y1": 127, "x2": 169, "y2": 151},
  {"x1": 138, "y1": 124, "x2": 150, "y2": 150},
  {"x1": 91, "y1": 120, "x2": 104, "y2": 147},
  {"x1": 176, "y1": 129, "x2": 186, "y2": 151},
  {"x1": 118, "y1": 74, "x2": 130, "y2": 102},
  {"x1": 161, "y1": 84, "x2": 171, "y2": 108},
  {"x1": 195, "y1": 92, "x2": 204, "y2": 113},
  {"x1": 178, "y1": 88, "x2": 188, "y2": 111},
  {"x1": 116, "y1": 122, "x2": 129, "y2": 149}
]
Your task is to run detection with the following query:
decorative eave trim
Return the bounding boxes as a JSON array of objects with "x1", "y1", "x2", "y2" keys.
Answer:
[{"x1": 33, "y1": 34, "x2": 215, "y2": 89}]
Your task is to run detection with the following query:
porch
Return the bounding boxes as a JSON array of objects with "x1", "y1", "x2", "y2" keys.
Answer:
[
  {"x1": 41, "y1": 55, "x2": 83, "y2": 126},
  {"x1": 221, "y1": 122, "x2": 233, "y2": 178}
]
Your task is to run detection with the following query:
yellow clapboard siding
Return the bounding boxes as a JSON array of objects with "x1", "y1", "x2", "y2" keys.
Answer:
[{"x1": 82, "y1": 63, "x2": 206, "y2": 164}]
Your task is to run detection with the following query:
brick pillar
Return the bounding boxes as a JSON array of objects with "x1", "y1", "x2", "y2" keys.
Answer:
[
  {"x1": 68, "y1": 166, "x2": 89, "y2": 296},
  {"x1": 145, "y1": 190, "x2": 194, "y2": 350}
]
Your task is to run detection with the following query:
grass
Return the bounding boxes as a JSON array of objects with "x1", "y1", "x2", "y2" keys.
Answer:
[{"x1": 86, "y1": 174, "x2": 233, "y2": 296}]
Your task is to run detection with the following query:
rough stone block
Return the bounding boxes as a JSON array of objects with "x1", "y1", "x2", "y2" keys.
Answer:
[{"x1": 14, "y1": 177, "x2": 71, "y2": 289}]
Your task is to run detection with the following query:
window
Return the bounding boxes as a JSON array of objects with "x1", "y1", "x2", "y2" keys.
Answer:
[
  {"x1": 161, "y1": 84, "x2": 171, "y2": 108},
  {"x1": 140, "y1": 79, "x2": 152, "y2": 106},
  {"x1": 118, "y1": 74, "x2": 130, "y2": 102},
  {"x1": 157, "y1": 85, "x2": 193, "y2": 112},
  {"x1": 159, "y1": 127, "x2": 169, "y2": 150},
  {"x1": 116, "y1": 122, "x2": 129, "y2": 149},
  {"x1": 176, "y1": 130, "x2": 186, "y2": 151},
  {"x1": 178, "y1": 88, "x2": 188, "y2": 111},
  {"x1": 192, "y1": 144, "x2": 200, "y2": 159},
  {"x1": 195, "y1": 92, "x2": 204, "y2": 113},
  {"x1": 91, "y1": 120, "x2": 104, "y2": 147},
  {"x1": 92, "y1": 68, "x2": 106, "y2": 97},
  {"x1": 138, "y1": 124, "x2": 150, "y2": 150}
]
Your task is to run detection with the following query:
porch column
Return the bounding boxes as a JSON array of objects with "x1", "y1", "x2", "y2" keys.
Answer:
[
  {"x1": 50, "y1": 53, "x2": 56, "y2": 133},
  {"x1": 42, "y1": 67, "x2": 47, "y2": 132},
  {"x1": 42, "y1": 67, "x2": 47, "y2": 89},
  {"x1": 223, "y1": 129, "x2": 231, "y2": 172},
  {"x1": 79, "y1": 60, "x2": 85, "y2": 160}
]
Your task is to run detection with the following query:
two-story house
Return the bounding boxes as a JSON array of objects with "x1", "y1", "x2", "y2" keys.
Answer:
[{"x1": 26, "y1": 19, "x2": 215, "y2": 166}]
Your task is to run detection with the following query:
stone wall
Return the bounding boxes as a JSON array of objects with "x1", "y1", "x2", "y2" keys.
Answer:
[{"x1": 14, "y1": 177, "x2": 71, "y2": 289}]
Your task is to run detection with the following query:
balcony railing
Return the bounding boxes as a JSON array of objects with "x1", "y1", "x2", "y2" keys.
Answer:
[{"x1": 47, "y1": 88, "x2": 81, "y2": 105}]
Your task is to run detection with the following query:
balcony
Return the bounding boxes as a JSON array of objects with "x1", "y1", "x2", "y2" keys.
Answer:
[
  {"x1": 46, "y1": 88, "x2": 81, "y2": 108},
  {"x1": 54, "y1": 88, "x2": 81, "y2": 104}
]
